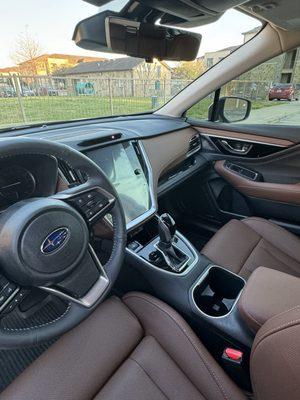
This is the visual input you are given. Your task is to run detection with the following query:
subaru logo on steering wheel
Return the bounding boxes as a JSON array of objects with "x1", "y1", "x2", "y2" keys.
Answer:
[{"x1": 41, "y1": 227, "x2": 70, "y2": 254}]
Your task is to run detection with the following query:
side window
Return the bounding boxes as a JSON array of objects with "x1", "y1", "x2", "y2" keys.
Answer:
[
  {"x1": 187, "y1": 47, "x2": 300, "y2": 126},
  {"x1": 186, "y1": 93, "x2": 215, "y2": 120}
]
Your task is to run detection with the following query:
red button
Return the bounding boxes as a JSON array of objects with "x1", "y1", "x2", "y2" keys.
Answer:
[{"x1": 225, "y1": 348, "x2": 243, "y2": 361}]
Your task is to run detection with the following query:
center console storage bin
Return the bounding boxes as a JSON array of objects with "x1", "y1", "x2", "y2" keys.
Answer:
[{"x1": 193, "y1": 266, "x2": 245, "y2": 317}]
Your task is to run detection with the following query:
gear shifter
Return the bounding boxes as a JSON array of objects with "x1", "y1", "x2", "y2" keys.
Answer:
[
  {"x1": 158, "y1": 213, "x2": 176, "y2": 247},
  {"x1": 157, "y1": 213, "x2": 188, "y2": 272}
]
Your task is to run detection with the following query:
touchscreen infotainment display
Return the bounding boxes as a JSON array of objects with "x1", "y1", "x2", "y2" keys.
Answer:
[{"x1": 86, "y1": 142, "x2": 151, "y2": 224}]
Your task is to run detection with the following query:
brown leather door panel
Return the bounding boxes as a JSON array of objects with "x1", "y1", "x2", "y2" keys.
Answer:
[
  {"x1": 187, "y1": 122, "x2": 300, "y2": 228},
  {"x1": 215, "y1": 160, "x2": 300, "y2": 205},
  {"x1": 198, "y1": 126, "x2": 294, "y2": 148}
]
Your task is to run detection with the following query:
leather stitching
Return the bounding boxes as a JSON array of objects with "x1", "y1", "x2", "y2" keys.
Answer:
[
  {"x1": 1, "y1": 303, "x2": 71, "y2": 331},
  {"x1": 253, "y1": 305, "x2": 300, "y2": 352},
  {"x1": 129, "y1": 357, "x2": 170, "y2": 400},
  {"x1": 258, "y1": 241, "x2": 300, "y2": 273},
  {"x1": 124, "y1": 294, "x2": 232, "y2": 400},
  {"x1": 238, "y1": 237, "x2": 262, "y2": 277},
  {"x1": 239, "y1": 286, "x2": 262, "y2": 332},
  {"x1": 244, "y1": 217, "x2": 300, "y2": 250}
]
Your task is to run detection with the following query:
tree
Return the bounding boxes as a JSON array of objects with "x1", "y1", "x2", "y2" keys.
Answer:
[
  {"x1": 10, "y1": 28, "x2": 43, "y2": 75},
  {"x1": 173, "y1": 59, "x2": 206, "y2": 80}
]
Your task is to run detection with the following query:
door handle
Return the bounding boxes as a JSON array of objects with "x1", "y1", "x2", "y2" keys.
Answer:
[{"x1": 220, "y1": 140, "x2": 253, "y2": 155}]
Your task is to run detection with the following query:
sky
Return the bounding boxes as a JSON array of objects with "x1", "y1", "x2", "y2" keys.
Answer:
[{"x1": 0, "y1": 0, "x2": 260, "y2": 68}]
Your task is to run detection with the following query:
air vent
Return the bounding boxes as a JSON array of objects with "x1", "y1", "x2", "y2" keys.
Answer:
[
  {"x1": 58, "y1": 159, "x2": 82, "y2": 186},
  {"x1": 187, "y1": 133, "x2": 201, "y2": 156}
]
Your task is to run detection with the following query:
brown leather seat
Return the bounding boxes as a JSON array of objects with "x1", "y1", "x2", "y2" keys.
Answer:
[
  {"x1": 202, "y1": 217, "x2": 300, "y2": 279},
  {"x1": 0, "y1": 293, "x2": 246, "y2": 400},
  {"x1": 1, "y1": 292, "x2": 300, "y2": 400}
]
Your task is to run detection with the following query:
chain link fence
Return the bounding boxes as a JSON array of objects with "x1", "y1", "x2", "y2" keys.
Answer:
[
  {"x1": 0, "y1": 74, "x2": 192, "y2": 128},
  {"x1": 0, "y1": 74, "x2": 274, "y2": 128},
  {"x1": 221, "y1": 79, "x2": 272, "y2": 101}
]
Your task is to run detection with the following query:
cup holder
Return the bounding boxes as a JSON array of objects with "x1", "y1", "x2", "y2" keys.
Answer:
[{"x1": 192, "y1": 266, "x2": 245, "y2": 318}]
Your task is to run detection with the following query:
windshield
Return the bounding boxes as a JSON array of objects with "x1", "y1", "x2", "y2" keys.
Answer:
[{"x1": 0, "y1": 1, "x2": 259, "y2": 130}]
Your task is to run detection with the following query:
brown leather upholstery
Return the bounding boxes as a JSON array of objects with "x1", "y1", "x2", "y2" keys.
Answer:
[
  {"x1": 0, "y1": 293, "x2": 246, "y2": 400},
  {"x1": 251, "y1": 305, "x2": 300, "y2": 400},
  {"x1": 202, "y1": 217, "x2": 300, "y2": 279},
  {"x1": 215, "y1": 160, "x2": 300, "y2": 205},
  {"x1": 238, "y1": 267, "x2": 300, "y2": 333}
]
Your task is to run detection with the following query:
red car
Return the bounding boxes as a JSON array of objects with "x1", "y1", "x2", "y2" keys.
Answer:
[{"x1": 268, "y1": 83, "x2": 299, "y2": 101}]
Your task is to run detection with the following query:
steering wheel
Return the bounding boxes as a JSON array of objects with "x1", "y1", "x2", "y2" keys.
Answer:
[{"x1": 0, "y1": 137, "x2": 126, "y2": 348}]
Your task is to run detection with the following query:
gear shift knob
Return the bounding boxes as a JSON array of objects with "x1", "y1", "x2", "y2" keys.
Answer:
[{"x1": 158, "y1": 213, "x2": 176, "y2": 246}]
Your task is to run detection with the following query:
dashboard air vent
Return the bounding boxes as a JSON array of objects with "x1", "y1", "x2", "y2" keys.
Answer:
[
  {"x1": 58, "y1": 159, "x2": 82, "y2": 186},
  {"x1": 187, "y1": 133, "x2": 201, "y2": 156}
]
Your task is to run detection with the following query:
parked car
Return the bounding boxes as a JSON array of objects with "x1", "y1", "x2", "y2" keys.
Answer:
[
  {"x1": 268, "y1": 83, "x2": 299, "y2": 101},
  {"x1": 0, "y1": 86, "x2": 16, "y2": 97},
  {"x1": 21, "y1": 88, "x2": 36, "y2": 97},
  {"x1": 38, "y1": 86, "x2": 59, "y2": 96}
]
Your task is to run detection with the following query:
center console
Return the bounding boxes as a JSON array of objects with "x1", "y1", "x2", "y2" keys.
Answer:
[
  {"x1": 192, "y1": 266, "x2": 245, "y2": 318},
  {"x1": 125, "y1": 214, "x2": 254, "y2": 390},
  {"x1": 128, "y1": 214, "x2": 198, "y2": 274},
  {"x1": 126, "y1": 214, "x2": 252, "y2": 346}
]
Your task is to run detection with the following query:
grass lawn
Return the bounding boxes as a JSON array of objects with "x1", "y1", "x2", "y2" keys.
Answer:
[
  {"x1": 0, "y1": 95, "x2": 281, "y2": 129},
  {"x1": 0, "y1": 96, "x2": 157, "y2": 128}
]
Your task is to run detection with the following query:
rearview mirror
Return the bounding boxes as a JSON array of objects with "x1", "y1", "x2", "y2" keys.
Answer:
[
  {"x1": 73, "y1": 12, "x2": 202, "y2": 61},
  {"x1": 217, "y1": 97, "x2": 251, "y2": 123}
]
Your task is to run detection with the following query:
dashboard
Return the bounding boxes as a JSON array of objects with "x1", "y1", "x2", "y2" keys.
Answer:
[{"x1": 0, "y1": 115, "x2": 204, "y2": 230}]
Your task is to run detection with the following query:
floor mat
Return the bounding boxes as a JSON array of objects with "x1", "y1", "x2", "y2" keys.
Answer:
[
  {"x1": 0, "y1": 297, "x2": 66, "y2": 392},
  {"x1": 0, "y1": 340, "x2": 55, "y2": 392}
]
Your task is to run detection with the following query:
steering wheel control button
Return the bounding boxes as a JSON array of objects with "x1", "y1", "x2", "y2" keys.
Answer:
[
  {"x1": 0, "y1": 280, "x2": 19, "y2": 312},
  {"x1": 2, "y1": 283, "x2": 17, "y2": 296},
  {"x1": 2, "y1": 289, "x2": 28, "y2": 314},
  {"x1": 0, "y1": 294, "x2": 7, "y2": 306},
  {"x1": 0, "y1": 277, "x2": 9, "y2": 291},
  {"x1": 70, "y1": 190, "x2": 112, "y2": 222}
]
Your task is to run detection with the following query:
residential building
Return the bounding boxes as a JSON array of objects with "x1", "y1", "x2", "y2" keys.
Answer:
[
  {"x1": 0, "y1": 54, "x2": 105, "y2": 76},
  {"x1": 203, "y1": 46, "x2": 239, "y2": 69},
  {"x1": 58, "y1": 57, "x2": 172, "y2": 97},
  {"x1": 242, "y1": 26, "x2": 261, "y2": 43},
  {"x1": 238, "y1": 45, "x2": 300, "y2": 84},
  {"x1": 0, "y1": 66, "x2": 21, "y2": 76}
]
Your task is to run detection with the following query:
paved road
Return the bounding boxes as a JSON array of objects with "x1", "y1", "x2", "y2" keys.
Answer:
[{"x1": 238, "y1": 100, "x2": 300, "y2": 125}]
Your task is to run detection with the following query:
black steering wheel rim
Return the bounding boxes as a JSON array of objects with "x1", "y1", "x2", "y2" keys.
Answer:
[{"x1": 0, "y1": 137, "x2": 126, "y2": 348}]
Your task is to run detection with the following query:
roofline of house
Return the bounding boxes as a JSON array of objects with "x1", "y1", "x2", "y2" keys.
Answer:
[{"x1": 17, "y1": 53, "x2": 105, "y2": 66}]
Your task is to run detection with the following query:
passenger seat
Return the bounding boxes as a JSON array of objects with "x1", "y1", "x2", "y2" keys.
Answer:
[{"x1": 202, "y1": 217, "x2": 300, "y2": 279}]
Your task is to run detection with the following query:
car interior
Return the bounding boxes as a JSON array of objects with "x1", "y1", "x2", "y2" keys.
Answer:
[{"x1": 0, "y1": 0, "x2": 300, "y2": 399}]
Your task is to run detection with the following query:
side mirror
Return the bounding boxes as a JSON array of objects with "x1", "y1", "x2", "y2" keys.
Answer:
[
  {"x1": 73, "y1": 12, "x2": 202, "y2": 62},
  {"x1": 217, "y1": 96, "x2": 251, "y2": 123}
]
